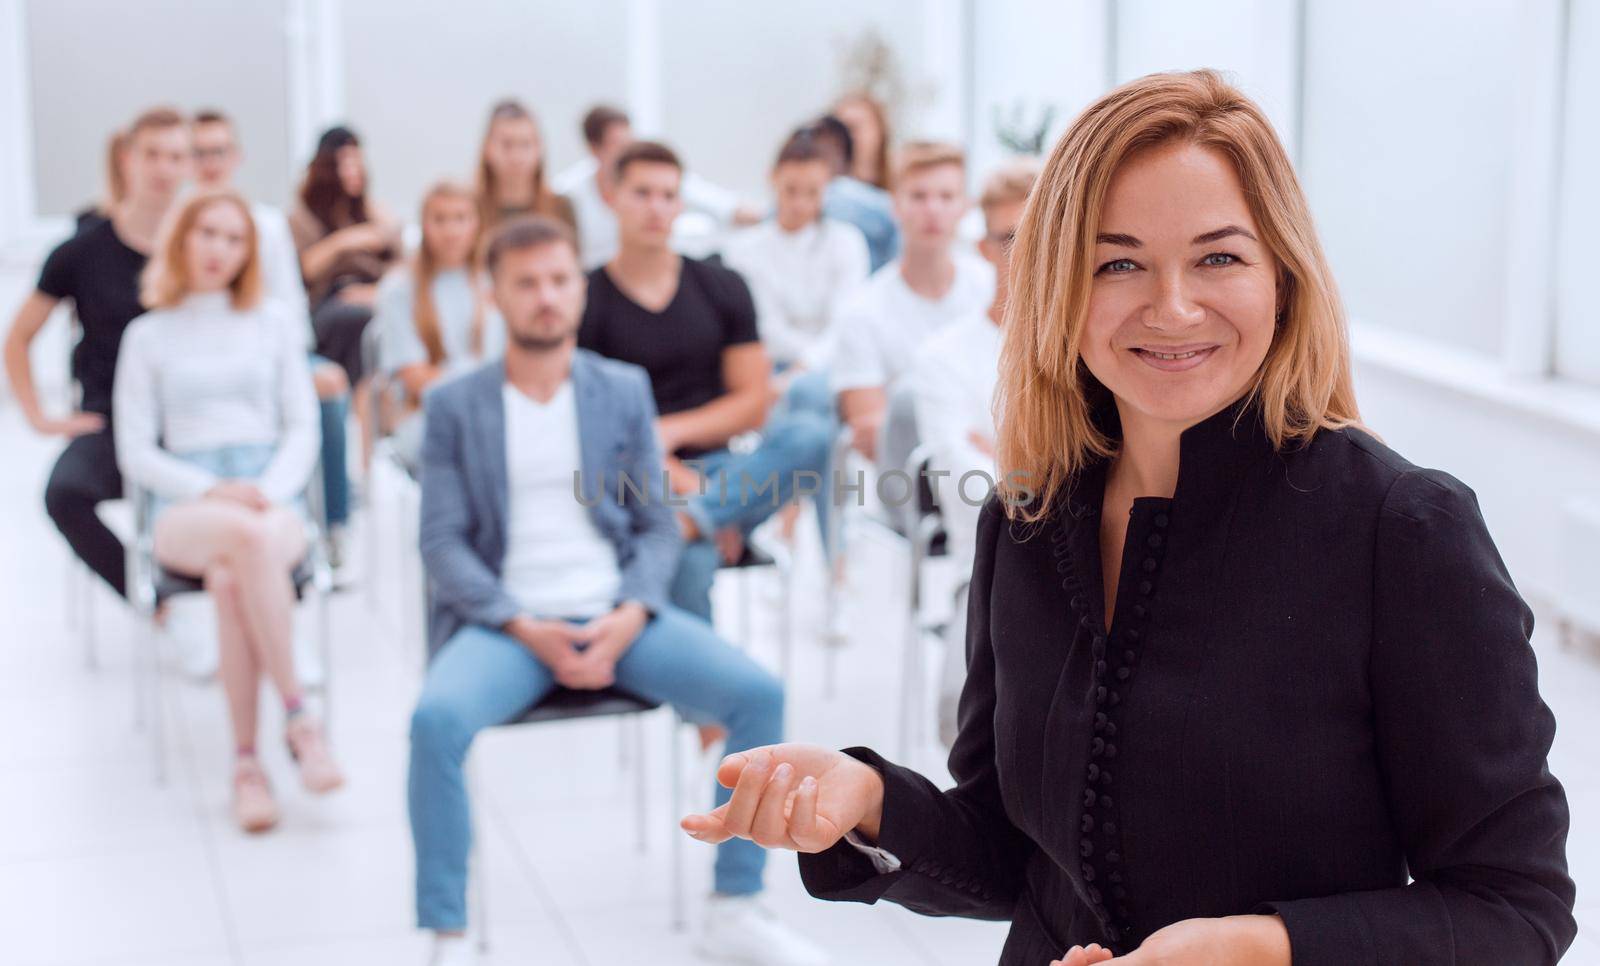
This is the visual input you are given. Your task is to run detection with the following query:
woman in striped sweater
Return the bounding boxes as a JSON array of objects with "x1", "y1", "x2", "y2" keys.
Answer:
[{"x1": 113, "y1": 189, "x2": 345, "y2": 833}]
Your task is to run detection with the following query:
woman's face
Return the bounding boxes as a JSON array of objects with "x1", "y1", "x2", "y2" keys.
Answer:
[
  {"x1": 835, "y1": 99, "x2": 882, "y2": 165},
  {"x1": 335, "y1": 144, "x2": 366, "y2": 197},
  {"x1": 184, "y1": 201, "x2": 252, "y2": 293},
  {"x1": 1080, "y1": 141, "x2": 1279, "y2": 431},
  {"x1": 486, "y1": 117, "x2": 541, "y2": 185},
  {"x1": 423, "y1": 194, "x2": 480, "y2": 268}
]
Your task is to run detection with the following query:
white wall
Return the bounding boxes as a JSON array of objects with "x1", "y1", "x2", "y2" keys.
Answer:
[
  {"x1": 969, "y1": 0, "x2": 1108, "y2": 181},
  {"x1": 1353, "y1": 330, "x2": 1600, "y2": 612},
  {"x1": 23, "y1": 0, "x2": 293, "y2": 215},
  {"x1": 1300, "y1": 0, "x2": 1521, "y2": 359},
  {"x1": 338, "y1": 0, "x2": 629, "y2": 219},
  {"x1": 657, "y1": 0, "x2": 927, "y2": 199},
  {"x1": 1113, "y1": 0, "x2": 1300, "y2": 159},
  {"x1": 1556, "y1": 0, "x2": 1600, "y2": 385}
]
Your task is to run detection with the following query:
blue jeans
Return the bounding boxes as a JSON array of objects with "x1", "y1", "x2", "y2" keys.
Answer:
[
  {"x1": 671, "y1": 402, "x2": 833, "y2": 620},
  {"x1": 149, "y1": 442, "x2": 284, "y2": 520},
  {"x1": 309, "y1": 354, "x2": 350, "y2": 527},
  {"x1": 407, "y1": 608, "x2": 785, "y2": 931}
]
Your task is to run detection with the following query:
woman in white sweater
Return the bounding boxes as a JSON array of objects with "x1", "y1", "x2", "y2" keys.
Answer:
[{"x1": 114, "y1": 189, "x2": 344, "y2": 833}]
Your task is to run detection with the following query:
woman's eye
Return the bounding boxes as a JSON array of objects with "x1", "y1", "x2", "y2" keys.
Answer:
[
  {"x1": 1097, "y1": 258, "x2": 1138, "y2": 275},
  {"x1": 1201, "y1": 252, "x2": 1239, "y2": 267}
]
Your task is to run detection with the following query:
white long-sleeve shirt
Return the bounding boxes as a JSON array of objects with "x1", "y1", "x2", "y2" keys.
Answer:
[
  {"x1": 251, "y1": 201, "x2": 312, "y2": 350},
  {"x1": 112, "y1": 291, "x2": 319, "y2": 503},
  {"x1": 910, "y1": 312, "x2": 1003, "y2": 562},
  {"x1": 720, "y1": 218, "x2": 870, "y2": 369}
]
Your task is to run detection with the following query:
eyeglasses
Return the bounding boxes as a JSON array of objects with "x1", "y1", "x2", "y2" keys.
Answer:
[{"x1": 192, "y1": 146, "x2": 235, "y2": 161}]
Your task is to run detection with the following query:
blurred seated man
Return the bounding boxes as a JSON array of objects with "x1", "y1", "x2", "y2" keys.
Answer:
[
  {"x1": 831, "y1": 142, "x2": 993, "y2": 529},
  {"x1": 408, "y1": 216, "x2": 824, "y2": 966},
  {"x1": 552, "y1": 105, "x2": 762, "y2": 271},
  {"x1": 578, "y1": 142, "x2": 832, "y2": 622},
  {"x1": 2, "y1": 107, "x2": 190, "y2": 600},
  {"x1": 909, "y1": 159, "x2": 1038, "y2": 745}
]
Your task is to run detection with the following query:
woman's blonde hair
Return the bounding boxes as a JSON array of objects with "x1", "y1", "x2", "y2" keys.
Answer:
[
  {"x1": 996, "y1": 69, "x2": 1360, "y2": 522},
  {"x1": 413, "y1": 180, "x2": 485, "y2": 366},
  {"x1": 140, "y1": 189, "x2": 262, "y2": 311}
]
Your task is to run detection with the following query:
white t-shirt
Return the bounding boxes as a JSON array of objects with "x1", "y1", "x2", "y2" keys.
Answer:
[
  {"x1": 499, "y1": 381, "x2": 622, "y2": 620},
  {"x1": 251, "y1": 202, "x2": 310, "y2": 349},
  {"x1": 720, "y1": 218, "x2": 870, "y2": 369},
  {"x1": 910, "y1": 312, "x2": 1004, "y2": 560},
  {"x1": 829, "y1": 252, "x2": 995, "y2": 393}
]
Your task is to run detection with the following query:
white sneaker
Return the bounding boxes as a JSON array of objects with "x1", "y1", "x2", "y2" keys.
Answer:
[
  {"x1": 327, "y1": 524, "x2": 359, "y2": 590},
  {"x1": 426, "y1": 933, "x2": 479, "y2": 966},
  {"x1": 695, "y1": 894, "x2": 830, "y2": 965},
  {"x1": 165, "y1": 594, "x2": 218, "y2": 681}
]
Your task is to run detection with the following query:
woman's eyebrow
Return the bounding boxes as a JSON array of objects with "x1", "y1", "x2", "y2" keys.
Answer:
[
  {"x1": 1094, "y1": 225, "x2": 1259, "y2": 247},
  {"x1": 1191, "y1": 225, "x2": 1257, "y2": 244}
]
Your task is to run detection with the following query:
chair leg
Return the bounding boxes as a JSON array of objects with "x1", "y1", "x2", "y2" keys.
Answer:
[
  {"x1": 898, "y1": 531, "x2": 927, "y2": 763},
  {"x1": 633, "y1": 714, "x2": 648, "y2": 854},
  {"x1": 364, "y1": 465, "x2": 379, "y2": 612},
  {"x1": 669, "y1": 713, "x2": 686, "y2": 933},
  {"x1": 148, "y1": 614, "x2": 167, "y2": 785}
]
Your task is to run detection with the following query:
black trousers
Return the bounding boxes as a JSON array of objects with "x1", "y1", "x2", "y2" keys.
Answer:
[
  {"x1": 44, "y1": 428, "x2": 125, "y2": 597},
  {"x1": 312, "y1": 297, "x2": 375, "y2": 387}
]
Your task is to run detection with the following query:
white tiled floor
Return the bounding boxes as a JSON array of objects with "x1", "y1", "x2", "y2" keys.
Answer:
[{"x1": 0, "y1": 398, "x2": 1595, "y2": 965}]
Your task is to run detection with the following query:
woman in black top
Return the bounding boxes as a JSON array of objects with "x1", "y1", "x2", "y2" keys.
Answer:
[{"x1": 681, "y1": 70, "x2": 1576, "y2": 965}]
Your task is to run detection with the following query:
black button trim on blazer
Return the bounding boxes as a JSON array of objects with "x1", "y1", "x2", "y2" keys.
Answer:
[{"x1": 796, "y1": 397, "x2": 1575, "y2": 966}]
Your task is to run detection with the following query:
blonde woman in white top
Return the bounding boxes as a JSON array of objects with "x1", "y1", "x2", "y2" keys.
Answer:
[{"x1": 113, "y1": 189, "x2": 344, "y2": 834}]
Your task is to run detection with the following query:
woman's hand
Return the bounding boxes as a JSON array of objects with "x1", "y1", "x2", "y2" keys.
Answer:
[
  {"x1": 1052, "y1": 943, "x2": 1113, "y2": 966},
  {"x1": 680, "y1": 744, "x2": 886, "y2": 851},
  {"x1": 205, "y1": 480, "x2": 270, "y2": 511},
  {"x1": 1104, "y1": 915, "x2": 1289, "y2": 965}
]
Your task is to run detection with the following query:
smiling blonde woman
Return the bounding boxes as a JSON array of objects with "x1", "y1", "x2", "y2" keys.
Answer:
[{"x1": 682, "y1": 70, "x2": 1576, "y2": 966}]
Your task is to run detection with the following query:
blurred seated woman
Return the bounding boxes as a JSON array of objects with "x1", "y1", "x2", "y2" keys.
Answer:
[
  {"x1": 114, "y1": 189, "x2": 345, "y2": 834},
  {"x1": 289, "y1": 125, "x2": 401, "y2": 394},
  {"x1": 475, "y1": 99, "x2": 577, "y2": 236},
  {"x1": 374, "y1": 181, "x2": 503, "y2": 468}
]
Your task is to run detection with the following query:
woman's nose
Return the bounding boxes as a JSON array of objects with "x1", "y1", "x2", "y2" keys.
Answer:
[{"x1": 1146, "y1": 273, "x2": 1206, "y2": 330}]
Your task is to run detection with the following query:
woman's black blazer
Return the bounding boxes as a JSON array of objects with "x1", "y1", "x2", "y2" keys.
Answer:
[{"x1": 799, "y1": 400, "x2": 1576, "y2": 965}]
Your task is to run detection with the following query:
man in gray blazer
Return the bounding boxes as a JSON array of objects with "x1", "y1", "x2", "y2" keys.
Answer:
[{"x1": 406, "y1": 216, "x2": 825, "y2": 966}]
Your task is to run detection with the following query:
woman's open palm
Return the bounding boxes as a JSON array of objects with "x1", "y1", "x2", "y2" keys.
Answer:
[{"x1": 680, "y1": 744, "x2": 885, "y2": 854}]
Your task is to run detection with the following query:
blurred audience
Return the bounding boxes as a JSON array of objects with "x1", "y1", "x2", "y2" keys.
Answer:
[
  {"x1": 576, "y1": 141, "x2": 831, "y2": 621},
  {"x1": 409, "y1": 216, "x2": 819, "y2": 966},
  {"x1": 809, "y1": 115, "x2": 899, "y2": 272},
  {"x1": 4, "y1": 106, "x2": 191, "y2": 598},
  {"x1": 552, "y1": 104, "x2": 763, "y2": 271},
  {"x1": 474, "y1": 98, "x2": 578, "y2": 237},
  {"x1": 832, "y1": 141, "x2": 993, "y2": 518},
  {"x1": 193, "y1": 108, "x2": 356, "y2": 571},
  {"x1": 375, "y1": 180, "x2": 503, "y2": 467},
  {"x1": 112, "y1": 189, "x2": 343, "y2": 833},
  {"x1": 909, "y1": 157, "x2": 1037, "y2": 745}
]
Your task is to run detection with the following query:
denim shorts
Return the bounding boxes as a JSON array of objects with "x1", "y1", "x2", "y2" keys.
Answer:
[{"x1": 148, "y1": 442, "x2": 302, "y2": 521}]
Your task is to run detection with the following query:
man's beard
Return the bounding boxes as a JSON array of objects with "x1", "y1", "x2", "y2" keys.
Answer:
[
  {"x1": 507, "y1": 314, "x2": 574, "y2": 352},
  {"x1": 508, "y1": 329, "x2": 570, "y2": 352}
]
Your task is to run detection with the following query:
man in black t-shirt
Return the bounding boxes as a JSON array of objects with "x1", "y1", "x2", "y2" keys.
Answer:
[
  {"x1": 578, "y1": 142, "x2": 832, "y2": 623},
  {"x1": 2, "y1": 107, "x2": 190, "y2": 597}
]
